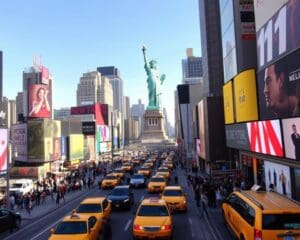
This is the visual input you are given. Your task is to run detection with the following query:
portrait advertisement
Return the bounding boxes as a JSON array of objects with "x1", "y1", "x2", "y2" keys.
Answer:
[
  {"x1": 84, "y1": 136, "x2": 95, "y2": 161},
  {"x1": 52, "y1": 137, "x2": 61, "y2": 161},
  {"x1": 264, "y1": 161, "x2": 291, "y2": 198},
  {"x1": 28, "y1": 84, "x2": 52, "y2": 118},
  {"x1": 282, "y1": 117, "x2": 300, "y2": 160},
  {"x1": 257, "y1": 48, "x2": 300, "y2": 120},
  {"x1": 12, "y1": 123, "x2": 27, "y2": 161},
  {"x1": 0, "y1": 129, "x2": 8, "y2": 172}
]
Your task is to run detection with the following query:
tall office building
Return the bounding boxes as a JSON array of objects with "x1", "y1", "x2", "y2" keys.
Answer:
[
  {"x1": 199, "y1": 0, "x2": 224, "y2": 96},
  {"x1": 54, "y1": 108, "x2": 71, "y2": 120},
  {"x1": 123, "y1": 96, "x2": 130, "y2": 120},
  {"x1": 123, "y1": 96, "x2": 131, "y2": 145},
  {"x1": 0, "y1": 97, "x2": 17, "y2": 129},
  {"x1": 131, "y1": 99, "x2": 145, "y2": 134},
  {"x1": 182, "y1": 48, "x2": 203, "y2": 84},
  {"x1": 0, "y1": 51, "x2": 3, "y2": 101}
]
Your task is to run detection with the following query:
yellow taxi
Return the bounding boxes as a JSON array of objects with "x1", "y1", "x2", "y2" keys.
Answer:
[
  {"x1": 147, "y1": 176, "x2": 167, "y2": 193},
  {"x1": 121, "y1": 163, "x2": 133, "y2": 172},
  {"x1": 49, "y1": 213, "x2": 101, "y2": 240},
  {"x1": 144, "y1": 160, "x2": 154, "y2": 168},
  {"x1": 137, "y1": 167, "x2": 152, "y2": 178},
  {"x1": 101, "y1": 173, "x2": 121, "y2": 189},
  {"x1": 162, "y1": 160, "x2": 173, "y2": 170},
  {"x1": 133, "y1": 197, "x2": 172, "y2": 239},
  {"x1": 156, "y1": 168, "x2": 170, "y2": 180},
  {"x1": 222, "y1": 185, "x2": 300, "y2": 240},
  {"x1": 113, "y1": 168, "x2": 126, "y2": 179},
  {"x1": 75, "y1": 197, "x2": 111, "y2": 221},
  {"x1": 161, "y1": 186, "x2": 187, "y2": 212},
  {"x1": 132, "y1": 158, "x2": 141, "y2": 165}
]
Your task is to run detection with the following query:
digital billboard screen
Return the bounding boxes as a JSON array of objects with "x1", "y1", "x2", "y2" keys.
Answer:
[
  {"x1": 69, "y1": 134, "x2": 84, "y2": 160},
  {"x1": 12, "y1": 123, "x2": 27, "y2": 161},
  {"x1": 223, "y1": 80, "x2": 234, "y2": 124},
  {"x1": 28, "y1": 84, "x2": 51, "y2": 118},
  {"x1": 0, "y1": 129, "x2": 8, "y2": 172},
  {"x1": 197, "y1": 100, "x2": 206, "y2": 159},
  {"x1": 255, "y1": 0, "x2": 300, "y2": 70},
  {"x1": 257, "y1": 48, "x2": 300, "y2": 120},
  {"x1": 234, "y1": 69, "x2": 258, "y2": 122},
  {"x1": 82, "y1": 122, "x2": 95, "y2": 135},
  {"x1": 28, "y1": 121, "x2": 45, "y2": 162},
  {"x1": 282, "y1": 117, "x2": 300, "y2": 160}
]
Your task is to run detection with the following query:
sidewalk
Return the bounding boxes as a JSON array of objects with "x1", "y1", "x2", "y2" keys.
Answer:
[{"x1": 17, "y1": 176, "x2": 102, "y2": 220}]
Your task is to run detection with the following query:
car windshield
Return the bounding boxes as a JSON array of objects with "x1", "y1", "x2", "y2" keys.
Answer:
[
  {"x1": 105, "y1": 175, "x2": 117, "y2": 180},
  {"x1": 140, "y1": 168, "x2": 149, "y2": 170},
  {"x1": 138, "y1": 205, "x2": 169, "y2": 216},
  {"x1": 76, "y1": 204, "x2": 102, "y2": 213},
  {"x1": 55, "y1": 221, "x2": 87, "y2": 234},
  {"x1": 10, "y1": 183, "x2": 23, "y2": 188},
  {"x1": 150, "y1": 178, "x2": 165, "y2": 182},
  {"x1": 132, "y1": 175, "x2": 144, "y2": 179},
  {"x1": 163, "y1": 190, "x2": 183, "y2": 196},
  {"x1": 263, "y1": 214, "x2": 300, "y2": 230},
  {"x1": 111, "y1": 188, "x2": 129, "y2": 196},
  {"x1": 114, "y1": 170, "x2": 124, "y2": 173},
  {"x1": 158, "y1": 169, "x2": 168, "y2": 172}
]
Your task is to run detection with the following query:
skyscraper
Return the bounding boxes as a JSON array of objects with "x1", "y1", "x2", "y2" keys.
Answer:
[
  {"x1": 131, "y1": 99, "x2": 145, "y2": 134},
  {"x1": 0, "y1": 51, "x2": 3, "y2": 101},
  {"x1": 182, "y1": 48, "x2": 203, "y2": 84},
  {"x1": 199, "y1": 0, "x2": 224, "y2": 96}
]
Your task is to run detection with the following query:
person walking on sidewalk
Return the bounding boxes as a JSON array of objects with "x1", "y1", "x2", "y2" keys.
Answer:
[
  {"x1": 56, "y1": 191, "x2": 61, "y2": 206},
  {"x1": 194, "y1": 183, "x2": 201, "y2": 207},
  {"x1": 199, "y1": 192, "x2": 209, "y2": 219},
  {"x1": 24, "y1": 193, "x2": 31, "y2": 215}
]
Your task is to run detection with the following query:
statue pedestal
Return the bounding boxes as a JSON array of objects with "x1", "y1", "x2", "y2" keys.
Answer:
[{"x1": 141, "y1": 109, "x2": 167, "y2": 143}]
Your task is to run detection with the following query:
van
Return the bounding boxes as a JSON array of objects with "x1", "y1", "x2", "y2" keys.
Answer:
[
  {"x1": 222, "y1": 185, "x2": 300, "y2": 240},
  {"x1": 9, "y1": 179, "x2": 34, "y2": 196}
]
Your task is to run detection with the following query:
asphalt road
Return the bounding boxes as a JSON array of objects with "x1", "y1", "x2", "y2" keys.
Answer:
[{"x1": 1, "y1": 165, "x2": 233, "y2": 240}]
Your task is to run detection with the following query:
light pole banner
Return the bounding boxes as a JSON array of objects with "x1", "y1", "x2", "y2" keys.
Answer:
[{"x1": 0, "y1": 129, "x2": 8, "y2": 172}]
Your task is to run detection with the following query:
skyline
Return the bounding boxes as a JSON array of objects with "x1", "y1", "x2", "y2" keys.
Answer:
[{"x1": 0, "y1": 0, "x2": 201, "y2": 125}]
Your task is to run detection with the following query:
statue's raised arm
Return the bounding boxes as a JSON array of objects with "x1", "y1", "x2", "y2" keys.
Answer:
[{"x1": 142, "y1": 46, "x2": 150, "y2": 75}]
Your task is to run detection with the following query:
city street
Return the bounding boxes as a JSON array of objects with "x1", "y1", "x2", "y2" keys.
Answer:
[{"x1": 0, "y1": 164, "x2": 233, "y2": 240}]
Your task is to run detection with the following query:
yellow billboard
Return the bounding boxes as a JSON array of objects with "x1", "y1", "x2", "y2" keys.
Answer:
[
  {"x1": 223, "y1": 81, "x2": 234, "y2": 124},
  {"x1": 234, "y1": 69, "x2": 258, "y2": 122},
  {"x1": 69, "y1": 134, "x2": 84, "y2": 160}
]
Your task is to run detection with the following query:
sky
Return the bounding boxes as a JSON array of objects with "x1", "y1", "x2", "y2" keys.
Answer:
[{"x1": 0, "y1": 0, "x2": 201, "y2": 126}]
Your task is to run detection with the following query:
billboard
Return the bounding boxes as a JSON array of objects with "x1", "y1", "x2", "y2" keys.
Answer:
[
  {"x1": 12, "y1": 123, "x2": 27, "y2": 161},
  {"x1": 69, "y1": 134, "x2": 84, "y2": 160},
  {"x1": 9, "y1": 167, "x2": 38, "y2": 179},
  {"x1": 40, "y1": 66, "x2": 49, "y2": 85},
  {"x1": 61, "y1": 136, "x2": 67, "y2": 160},
  {"x1": 84, "y1": 136, "x2": 96, "y2": 161},
  {"x1": 282, "y1": 117, "x2": 300, "y2": 160},
  {"x1": 240, "y1": 0, "x2": 256, "y2": 40},
  {"x1": 82, "y1": 122, "x2": 95, "y2": 135},
  {"x1": 223, "y1": 80, "x2": 234, "y2": 124},
  {"x1": 28, "y1": 121, "x2": 45, "y2": 161},
  {"x1": 0, "y1": 129, "x2": 8, "y2": 172},
  {"x1": 97, "y1": 125, "x2": 110, "y2": 142},
  {"x1": 226, "y1": 120, "x2": 283, "y2": 157},
  {"x1": 264, "y1": 161, "x2": 291, "y2": 198},
  {"x1": 52, "y1": 137, "x2": 61, "y2": 161},
  {"x1": 71, "y1": 103, "x2": 108, "y2": 125},
  {"x1": 197, "y1": 100, "x2": 206, "y2": 159},
  {"x1": 257, "y1": 49, "x2": 300, "y2": 120},
  {"x1": 28, "y1": 84, "x2": 51, "y2": 118},
  {"x1": 234, "y1": 69, "x2": 258, "y2": 122},
  {"x1": 255, "y1": 0, "x2": 300, "y2": 70},
  {"x1": 196, "y1": 139, "x2": 201, "y2": 156}
]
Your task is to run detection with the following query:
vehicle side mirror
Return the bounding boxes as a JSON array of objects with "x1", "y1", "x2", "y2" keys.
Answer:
[{"x1": 50, "y1": 228, "x2": 55, "y2": 234}]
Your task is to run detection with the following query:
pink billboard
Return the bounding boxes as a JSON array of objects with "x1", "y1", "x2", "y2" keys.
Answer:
[
  {"x1": 28, "y1": 84, "x2": 51, "y2": 118},
  {"x1": 0, "y1": 129, "x2": 8, "y2": 172}
]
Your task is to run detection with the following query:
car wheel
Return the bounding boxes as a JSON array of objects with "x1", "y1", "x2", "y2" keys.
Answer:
[{"x1": 15, "y1": 218, "x2": 21, "y2": 229}]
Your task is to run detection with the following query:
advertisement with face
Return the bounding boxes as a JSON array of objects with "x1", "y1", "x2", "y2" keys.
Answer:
[
  {"x1": 12, "y1": 123, "x2": 27, "y2": 161},
  {"x1": 52, "y1": 137, "x2": 61, "y2": 161},
  {"x1": 28, "y1": 84, "x2": 51, "y2": 118},
  {"x1": 264, "y1": 161, "x2": 291, "y2": 197},
  {"x1": 282, "y1": 117, "x2": 300, "y2": 160},
  {"x1": 258, "y1": 49, "x2": 300, "y2": 120},
  {"x1": 0, "y1": 129, "x2": 8, "y2": 172},
  {"x1": 69, "y1": 134, "x2": 84, "y2": 160},
  {"x1": 255, "y1": 0, "x2": 300, "y2": 70}
]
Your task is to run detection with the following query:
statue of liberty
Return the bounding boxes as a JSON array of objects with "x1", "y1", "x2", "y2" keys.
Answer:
[{"x1": 142, "y1": 46, "x2": 165, "y2": 110}]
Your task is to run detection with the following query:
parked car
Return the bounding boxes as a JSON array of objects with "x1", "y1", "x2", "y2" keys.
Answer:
[{"x1": 0, "y1": 208, "x2": 22, "y2": 233}]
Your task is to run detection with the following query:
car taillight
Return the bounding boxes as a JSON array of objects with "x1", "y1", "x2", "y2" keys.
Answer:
[
  {"x1": 133, "y1": 225, "x2": 143, "y2": 230},
  {"x1": 161, "y1": 225, "x2": 171, "y2": 230},
  {"x1": 254, "y1": 228, "x2": 262, "y2": 240}
]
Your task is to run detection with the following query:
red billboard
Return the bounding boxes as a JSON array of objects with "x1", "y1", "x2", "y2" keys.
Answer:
[
  {"x1": 28, "y1": 84, "x2": 51, "y2": 118},
  {"x1": 71, "y1": 103, "x2": 108, "y2": 125},
  {"x1": 0, "y1": 129, "x2": 8, "y2": 172},
  {"x1": 39, "y1": 66, "x2": 49, "y2": 85}
]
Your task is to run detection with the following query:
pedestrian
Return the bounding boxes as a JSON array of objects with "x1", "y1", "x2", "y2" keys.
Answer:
[
  {"x1": 56, "y1": 191, "x2": 60, "y2": 206},
  {"x1": 9, "y1": 194, "x2": 15, "y2": 211},
  {"x1": 194, "y1": 183, "x2": 201, "y2": 207},
  {"x1": 41, "y1": 190, "x2": 46, "y2": 204},
  {"x1": 174, "y1": 175, "x2": 178, "y2": 185},
  {"x1": 200, "y1": 192, "x2": 209, "y2": 219},
  {"x1": 24, "y1": 193, "x2": 31, "y2": 215}
]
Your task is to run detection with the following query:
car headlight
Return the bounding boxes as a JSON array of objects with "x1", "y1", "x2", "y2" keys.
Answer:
[
  {"x1": 124, "y1": 198, "x2": 129, "y2": 202},
  {"x1": 108, "y1": 199, "x2": 112, "y2": 203}
]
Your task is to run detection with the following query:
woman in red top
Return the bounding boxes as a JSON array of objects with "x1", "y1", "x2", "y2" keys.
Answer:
[{"x1": 29, "y1": 87, "x2": 50, "y2": 117}]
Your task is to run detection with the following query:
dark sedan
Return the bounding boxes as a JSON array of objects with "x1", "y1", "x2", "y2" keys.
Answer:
[
  {"x1": 107, "y1": 185, "x2": 134, "y2": 210},
  {"x1": 0, "y1": 208, "x2": 22, "y2": 233}
]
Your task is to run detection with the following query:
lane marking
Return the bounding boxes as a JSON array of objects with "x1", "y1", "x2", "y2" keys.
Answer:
[
  {"x1": 31, "y1": 217, "x2": 63, "y2": 240},
  {"x1": 188, "y1": 217, "x2": 195, "y2": 238},
  {"x1": 124, "y1": 219, "x2": 132, "y2": 231}
]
